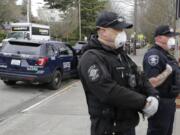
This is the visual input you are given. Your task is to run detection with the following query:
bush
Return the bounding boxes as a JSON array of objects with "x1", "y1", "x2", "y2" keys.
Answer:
[{"x1": 0, "y1": 31, "x2": 6, "y2": 42}]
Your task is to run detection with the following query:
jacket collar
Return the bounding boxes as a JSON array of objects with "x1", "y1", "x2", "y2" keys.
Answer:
[
  {"x1": 83, "y1": 34, "x2": 124, "y2": 55},
  {"x1": 153, "y1": 44, "x2": 170, "y2": 55},
  {"x1": 153, "y1": 44, "x2": 177, "y2": 61}
]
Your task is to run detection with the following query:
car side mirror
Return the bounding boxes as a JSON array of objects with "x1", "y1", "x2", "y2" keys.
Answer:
[{"x1": 25, "y1": 33, "x2": 30, "y2": 40}]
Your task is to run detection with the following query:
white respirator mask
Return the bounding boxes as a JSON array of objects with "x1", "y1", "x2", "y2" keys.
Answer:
[
  {"x1": 167, "y1": 37, "x2": 176, "y2": 49},
  {"x1": 114, "y1": 31, "x2": 127, "y2": 49}
]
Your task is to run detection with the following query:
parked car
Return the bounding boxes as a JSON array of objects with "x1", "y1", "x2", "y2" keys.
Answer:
[
  {"x1": 135, "y1": 41, "x2": 147, "y2": 49},
  {"x1": 135, "y1": 42, "x2": 142, "y2": 49},
  {"x1": 0, "y1": 40, "x2": 78, "y2": 90},
  {"x1": 73, "y1": 41, "x2": 87, "y2": 55}
]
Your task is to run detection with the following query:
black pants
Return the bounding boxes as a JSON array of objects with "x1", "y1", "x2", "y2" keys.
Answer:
[{"x1": 147, "y1": 98, "x2": 176, "y2": 135}]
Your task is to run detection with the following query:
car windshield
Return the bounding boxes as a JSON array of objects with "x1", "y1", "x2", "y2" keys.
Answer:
[
  {"x1": 74, "y1": 41, "x2": 87, "y2": 49},
  {"x1": 73, "y1": 44, "x2": 83, "y2": 50},
  {"x1": 7, "y1": 32, "x2": 24, "y2": 39},
  {"x1": 1, "y1": 41, "x2": 42, "y2": 56}
]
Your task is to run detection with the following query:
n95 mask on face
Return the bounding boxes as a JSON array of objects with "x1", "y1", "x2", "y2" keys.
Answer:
[
  {"x1": 114, "y1": 31, "x2": 127, "y2": 49},
  {"x1": 167, "y1": 37, "x2": 176, "y2": 49}
]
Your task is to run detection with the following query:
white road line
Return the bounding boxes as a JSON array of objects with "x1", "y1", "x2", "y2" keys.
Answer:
[{"x1": 22, "y1": 81, "x2": 79, "y2": 113}]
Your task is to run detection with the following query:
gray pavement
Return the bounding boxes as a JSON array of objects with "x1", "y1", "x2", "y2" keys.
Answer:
[
  {"x1": 0, "y1": 79, "x2": 75, "y2": 123},
  {"x1": 0, "y1": 48, "x2": 179, "y2": 135},
  {"x1": 0, "y1": 82, "x2": 90, "y2": 135},
  {"x1": 129, "y1": 47, "x2": 148, "y2": 68}
]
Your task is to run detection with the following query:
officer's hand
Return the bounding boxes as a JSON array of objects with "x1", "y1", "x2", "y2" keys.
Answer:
[
  {"x1": 166, "y1": 64, "x2": 173, "y2": 73},
  {"x1": 149, "y1": 77, "x2": 159, "y2": 88},
  {"x1": 142, "y1": 96, "x2": 159, "y2": 118}
]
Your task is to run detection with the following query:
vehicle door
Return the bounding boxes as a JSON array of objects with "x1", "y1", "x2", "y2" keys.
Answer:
[
  {"x1": 57, "y1": 43, "x2": 74, "y2": 76},
  {"x1": 46, "y1": 43, "x2": 59, "y2": 73}
]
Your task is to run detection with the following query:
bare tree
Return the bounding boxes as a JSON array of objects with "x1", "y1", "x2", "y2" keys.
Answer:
[
  {"x1": 47, "y1": 8, "x2": 79, "y2": 40},
  {"x1": 109, "y1": 0, "x2": 134, "y2": 22},
  {"x1": 137, "y1": 0, "x2": 175, "y2": 42},
  {"x1": 0, "y1": 0, "x2": 21, "y2": 28}
]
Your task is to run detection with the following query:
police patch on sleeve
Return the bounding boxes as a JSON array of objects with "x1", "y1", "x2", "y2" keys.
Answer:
[
  {"x1": 148, "y1": 55, "x2": 159, "y2": 66},
  {"x1": 88, "y1": 64, "x2": 101, "y2": 82}
]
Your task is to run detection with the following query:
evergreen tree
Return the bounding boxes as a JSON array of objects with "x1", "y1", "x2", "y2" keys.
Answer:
[{"x1": 44, "y1": 0, "x2": 107, "y2": 40}]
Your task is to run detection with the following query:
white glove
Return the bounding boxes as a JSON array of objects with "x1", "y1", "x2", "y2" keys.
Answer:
[
  {"x1": 166, "y1": 64, "x2": 173, "y2": 73},
  {"x1": 142, "y1": 96, "x2": 159, "y2": 118}
]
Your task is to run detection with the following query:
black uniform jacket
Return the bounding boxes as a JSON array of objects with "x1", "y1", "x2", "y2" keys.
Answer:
[
  {"x1": 78, "y1": 35, "x2": 158, "y2": 134},
  {"x1": 143, "y1": 45, "x2": 179, "y2": 98}
]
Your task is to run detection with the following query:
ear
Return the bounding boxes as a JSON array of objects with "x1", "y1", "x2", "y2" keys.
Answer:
[
  {"x1": 155, "y1": 36, "x2": 161, "y2": 42},
  {"x1": 98, "y1": 28, "x2": 106, "y2": 37}
]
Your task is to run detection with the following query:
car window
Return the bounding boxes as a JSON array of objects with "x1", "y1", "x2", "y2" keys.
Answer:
[
  {"x1": 51, "y1": 44, "x2": 59, "y2": 55},
  {"x1": 7, "y1": 32, "x2": 24, "y2": 39},
  {"x1": 65, "y1": 45, "x2": 73, "y2": 56},
  {"x1": 58, "y1": 43, "x2": 67, "y2": 52},
  {"x1": 56, "y1": 43, "x2": 72, "y2": 56},
  {"x1": 1, "y1": 41, "x2": 42, "y2": 56},
  {"x1": 47, "y1": 45, "x2": 55, "y2": 56}
]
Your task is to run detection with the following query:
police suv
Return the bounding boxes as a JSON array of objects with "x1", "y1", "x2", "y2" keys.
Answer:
[{"x1": 0, "y1": 40, "x2": 78, "y2": 90}]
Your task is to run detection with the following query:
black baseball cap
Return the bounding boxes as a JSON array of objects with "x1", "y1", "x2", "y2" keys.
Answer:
[
  {"x1": 96, "y1": 11, "x2": 133, "y2": 30},
  {"x1": 154, "y1": 25, "x2": 180, "y2": 37}
]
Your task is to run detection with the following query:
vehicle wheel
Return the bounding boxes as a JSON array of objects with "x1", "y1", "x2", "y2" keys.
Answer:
[
  {"x1": 3, "y1": 80, "x2": 16, "y2": 85},
  {"x1": 48, "y1": 70, "x2": 62, "y2": 90}
]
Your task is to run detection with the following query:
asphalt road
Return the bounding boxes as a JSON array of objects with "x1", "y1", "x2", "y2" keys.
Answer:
[{"x1": 0, "y1": 79, "x2": 77, "y2": 124}]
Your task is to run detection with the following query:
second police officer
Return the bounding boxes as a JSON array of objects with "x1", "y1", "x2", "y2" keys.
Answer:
[
  {"x1": 143, "y1": 25, "x2": 180, "y2": 135},
  {"x1": 78, "y1": 11, "x2": 159, "y2": 135}
]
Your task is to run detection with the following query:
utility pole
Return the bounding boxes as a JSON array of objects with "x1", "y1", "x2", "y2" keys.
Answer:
[
  {"x1": 133, "y1": 0, "x2": 137, "y2": 55},
  {"x1": 27, "y1": 0, "x2": 31, "y2": 23},
  {"x1": 78, "y1": 0, "x2": 82, "y2": 41}
]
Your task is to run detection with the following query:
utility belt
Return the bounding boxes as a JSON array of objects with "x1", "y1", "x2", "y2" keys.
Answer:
[
  {"x1": 170, "y1": 68, "x2": 180, "y2": 97},
  {"x1": 159, "y1": 94, "x2": 176, "y2": 100},
  {"x1": 103, "y1": 128, "x2": 134, "y2": 135},
  {"x1": 170, "y1": 86, "x2": 180, "y2": 98},
  {"x1": 90, "y1": 107, "x2": 117, "y2": 135},
  {"x1": 90, "y1": 106, "x2": 137, "y2": 135},
  {"x1": 90, "y1": 106, "x2": 115, "y2": 119},
  {"x1": 164, "y1": 59, "x2": 180, "y2": 97},
  {"x1": 93, "y1": 117, "x2": 136, "y2": 135},
  {"x1": 160, "y1": 68, "x2": 180, "y2": 98}
]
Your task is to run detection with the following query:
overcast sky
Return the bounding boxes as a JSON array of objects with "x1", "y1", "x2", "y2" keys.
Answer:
[
  {"x1": 16, "y1": 0, "x2": 134, "y2": 21},
  {"x1": 110, "y1": 0, "x2": 134, "y2": 22},
  {"x1": 16, "y1": 0, "x2": 46, "y2": 17}
]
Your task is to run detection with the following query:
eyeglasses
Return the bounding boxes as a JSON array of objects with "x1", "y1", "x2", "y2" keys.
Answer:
[{"x1": 104, "y1": 16, "x2": 126, "y2": 27}]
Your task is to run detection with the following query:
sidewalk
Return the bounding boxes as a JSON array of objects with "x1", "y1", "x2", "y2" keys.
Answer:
[
  {"x1": 0, "y1": 48, "x2": 179, "y2": 135},
  {"x1": 129, "y1": 47, "x2": 148, "y2": 68},
  {"x1": 0, "y1": 82, "x2": 90, "y2": 135}
]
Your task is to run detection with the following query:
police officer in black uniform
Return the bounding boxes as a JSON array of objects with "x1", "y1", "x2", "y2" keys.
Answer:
[
  {"x1": 78, "y1": 11, "x2": 159, "y2": 135},
  {"x1": 143, "y1": 25, "x2": 180, "y2": 135}
]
